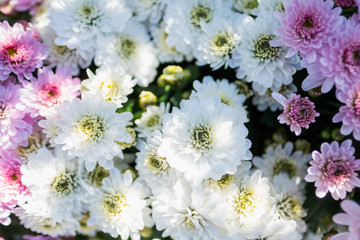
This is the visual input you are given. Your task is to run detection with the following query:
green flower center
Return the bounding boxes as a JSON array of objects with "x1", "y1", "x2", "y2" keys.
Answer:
[
  {"x1": 87, "y1": 165, "x2": 110, "y2": 187},
  {"x1": 78, "y1": 3, "x2": 102, "y2": 26},
  {"x1": 190, "y1": 125, "x2": 214, "y2": 152},
  {"x1": 212, "y1": 32, "x2": 236, "y2": 56},
  {"x1": 146, "y1": 152, "x2": 169, "y2": 174},
  {"x1": 52, "y1": 172, "x2": 77, "y2": 195},
  {"x1": 253, "y1": 34, "x2": 280, "y2": 62},
  {"x1": 103, "y1": 194, "x2": 126, "y2": 216},
  {"x1": 75, "y1": 114, "x2": 106, "y2": 142},
  {"x1": 116, "y1": 37, "x2": 136, "y2": 59},
  {"x1": 190, "y1": 5, "x2": 213, "y2": 28},
  {"x1": 277, "y1": 196, "x2": 303, "y2": 219},
  {"x1": 234, "y1": 191, "x2": 256, "y2": 215},
  {"x1": 273, "y1": 158, "x2": 298, "y2": 179}
]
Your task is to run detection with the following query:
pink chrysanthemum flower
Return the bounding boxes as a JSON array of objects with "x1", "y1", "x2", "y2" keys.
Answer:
[
  {"x1": 0, "y1": 80, "x2": 33, "y2": 150},
  {"x1": 335, "y1": 0, "x2": 356, "y2": 7},
  {"x1": 0, "y1": 150, "x2": 28, "y2": 225},
  {"x1": 1, "y1": 0, "x2": 42, "y2": 15},
  {"x1": 20, "y1": 67, "x2": 81, "y2": 117},
  {"x1": 303, "y1": 15, "x2": 360, "y2": 94},
  {"x1": 332, "y1": 200, "x2": 360, "y2": 240},
  {"x1": 271, "y1": 0, "x2": 343, "y2": 63},
  {"x1": 333, "y1": 80, "x2": 360, "y2": 141},
  {"x1": 305, "y1": 140, "x2": 360, "y2": 200},
  {"x1": 272, "y1": 92, "x2": 319, "y2": 136},
  {"x1": 24, "y1": 236, "x2": 61, "y2": 240},
  {"x1": 0, "y1": 21, "x2": 47, "y2": 81}
]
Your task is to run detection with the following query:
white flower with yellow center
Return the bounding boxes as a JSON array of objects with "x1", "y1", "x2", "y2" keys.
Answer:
[
  {"x1": 135, "y1": 102, "x2": 170, "y2": 138},
  {"x1": 253, "y1": 142, "x2": 310, "y2": 183},
  {"x1": 164, "y1": 0, "x2": 233, "y2": 58},
  {"x1": 152, "y1": 179, "x2": 228, "y2": 240},
  {"x1": 135, "y1": 131, "x2": 177, "y2": 191},
  {"x1": 49, "y1": 0, "x2": 131, "y2": 53},
  {"x1": 50, "y1": 92, "x2": 132, "y2": 171},
  {"x1": 194, "y1": 14, "x2": 250, "y2": 70},
  {"x1": 222, "y1": 170, "x2": 274, "y2": 237},
  {"x1": 87, "y1": 169, "x2": 153, "y2": 239},
  {"x1": 20, "y1": 147, "x2": 85, "y2": 223},
  {"x1": 232, "y1": 12, "x2": 301, "y2": 95},
  {"x1": 158, "y1": 96, "x2": 252, "y2": 183},
  {"x1": 190, "y1": 76, "x2": 248, "y2": 121},
  {"x1": 95, "y1": 20, "x2": 159, "y2": 87},
  {"x1": 82, "y1": 67, "x2": 137, "y2": 108}
]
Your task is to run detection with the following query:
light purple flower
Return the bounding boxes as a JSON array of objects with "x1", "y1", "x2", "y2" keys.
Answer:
[
  {"x1": 0, "y1": 21, "x2": 47, "y2": 81},
  {"x1": 333, "y1": 80, "x2": 360, "y2": 141},
  {"x1": 0, "y1": 150, "x2": 27, "y2": 225},
  {"x1": 0, "y1": 79, "x2": 33, "y2": 150},
  {"x1": 23, "y1": 236, "x2": 61, "y2": 240},
  {"x1": 272, "y1": 92, "x2": 319, "y2": 136},
  {"x1": 302, "y1": 14, "x2": 360, "y2": 93},
  {"x1": 305, "y1": 140, "x2": 360, "y2": 200},
  {"x1": 20, "y1": 67, "x2": 81, "y2": 118},
  {"x1": 271, "y1": 0, "x2": 343, "y2": 63},
  {"x1": 332, "y1": 200, "x2": 360, "y2": 240}
]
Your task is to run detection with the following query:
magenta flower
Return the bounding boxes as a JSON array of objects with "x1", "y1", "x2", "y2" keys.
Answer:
[
  {"x1": 334, "y1": 0, "x2": 356, "y2": 7},
  {"x1": 272, "y1": 92, "x2": 319, "y2": 136},
  {"x1": 332, "y1": 200, "x2": 360, "y2": 240},
  {"x1": 0, "y1": 79, "x2": 33, "y2": 150},
  {"x1": 0, "y1": 150, "x2": 28, "y2": 225},
  {"x1": 20, "y1": 67, "x2": 81, "y2": 117},
  {"x1": 271, "y1": 0, "x2": 343, "y2": 63},
  {"x1": 303, "y1": 15, "x2": 360, "y2": 93},
  {"x1": 0, "y1": 21, "x2": 47, "y2": 81},
  {"x1": 333, "y1": 80, "x2": 360, "y2": 141},
  {"x1": 305, "y1": 140, "x2": 360, "y2": 200}
]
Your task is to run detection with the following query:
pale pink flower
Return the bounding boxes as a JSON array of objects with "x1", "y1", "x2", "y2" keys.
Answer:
[
  {"x1": 20, "y1": 67, "x2": 81, "y2": 117},
  {"x1": 332, "y1": 200, "x2": 360, "y2": 240},
  {"x1": 335, "y1": 0, "x2": 356, "y2": 7},
  {"x1": 0, "y1": 150, "x2": 28, "y2": 225},
  {"x1": 0, "y1": 21, "x2": 47, "y2": 81},
  {"x1": 23, "y1": 236, "x2": 61, "y2": 240},
  {"x1": 0, "y1": 79, "x2": 33, "y2": 150},
  {"x1": 305, "y1": 140, "x2": 360, "y2": 200},
  {"x1": 272, "y1": 92, "x2": 319, "y2": 136},
  {"x1": 271, "y1": 0, "x2": 343, "y2": 63},
  {"x1": 333, "y1": 80, "x2": 360, "y2": 141}
]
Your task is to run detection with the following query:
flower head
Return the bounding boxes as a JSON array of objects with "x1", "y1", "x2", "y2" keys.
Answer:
[
  {"x1": 304, "y1": 140, "x2": 360, "y2": 200},
  {"x1": 20, "y1": 67, "x2": 81, "y2": 117},
  {"x1": 332, "y1": 200, "x2": 360, "y2": 239},
  {"x1": 0, "y1": 21, "x2": 47, "y2": 81},
  {"x1": 272, "y1": 0, "x2": 343, "y2": 63},
  {"x1": 272, "y1": 92, "x2": 319, "y2": 136}
]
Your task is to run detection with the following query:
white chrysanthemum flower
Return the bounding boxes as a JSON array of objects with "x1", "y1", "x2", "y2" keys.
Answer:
[
  {"x1": 257, "y1": 0, "x2": 284, "y2": 13},
  {"x1": 164, "y1": 0, "x2": 232, "y2": 58},
  {"x1": 14, "y1": 203, "x2": 80, "y2": 237},
  {"x1": 252, "y1": 83, "x2": 297, "y2": 112},
  {"x1": 95, "y1": 20, "x2": 159, "y2": 87},
  {"x1": 126, "y1": 0, "x2": 166, "y2": 23},
  {"x1": 253, "y1": 142, "x2": 310, "y2": 182},
  {"x1": 49, "y1": 0, "x2": 131, "y2": 53},
  {"x1": 158, "y1": 96, "x2": 252, "y2": 183},
  {"x1": 190, "y1": 76, "x2": 247, "y2": 120},
  {"x1": 232, "y1": 12, "x2": 301, "y2": 95},
  {"x1": 51, "y1": 92, "x2": 133, "y2": 171},
  {"x1": 150, "y1": 22, "x2": 188, "y2": 63},
  {"x1": 20, "y1": 147, "x2": 85, "y2": 222},
  {"x1": 40, "y1": 27, "x2": 93, "y2": 76},
  {"x1": 38, "y1": 113, "x2": 59, "y2": 147},
  {"x1": 82, "y1": 67, "x2": 136, "y2": 108},
  {"x1": 194, "y1": 14, "x2": 250, "y2": 70},
  {"x1": 87, "y1": 169, "x2": 153, "y2": 239},
  {"x1": 222, "y1": 170, "x2": 275, "y2": 237},
  {"x1": 272, "y1": 174, "x2": 307, "y2": 235},
  {"x1": 135, "y1": 102, "x2": 170, "y2": 138},
  {"x1": 152, "y1": 179, "x2": 227, "y2": 240},
  {"x1": 135, "y1": 131, "x2": 177, "y2": 191}
]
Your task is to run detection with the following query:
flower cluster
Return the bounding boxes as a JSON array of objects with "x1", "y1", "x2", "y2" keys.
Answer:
[{"x1": 0, "y1": 0, "x2": 360, "y2": 239}]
